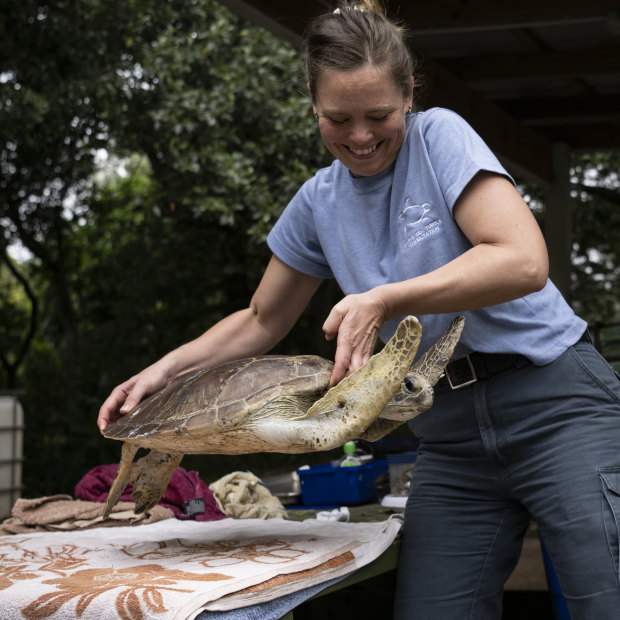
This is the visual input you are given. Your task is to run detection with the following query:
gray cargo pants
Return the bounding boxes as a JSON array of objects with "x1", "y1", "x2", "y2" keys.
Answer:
[{"x1": 394, "y1": 340, "x2": 620, "y2": 619}]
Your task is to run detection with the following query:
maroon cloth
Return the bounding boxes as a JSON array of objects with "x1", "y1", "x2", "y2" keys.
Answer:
[{"x1": 75, "y1": 464, "x2": 226, "y2": 521}]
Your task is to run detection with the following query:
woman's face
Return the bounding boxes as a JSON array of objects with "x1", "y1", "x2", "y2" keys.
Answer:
[{"x1": 313, "y1": 65, "x2": 413, "y2": 177}]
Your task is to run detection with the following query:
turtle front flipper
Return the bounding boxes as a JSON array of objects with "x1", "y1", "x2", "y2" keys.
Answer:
[
  {"x1": 103, "y1": 441, "x2": 139, "y2": 519},
  {"x1": 382, "y1": 315, "x2": 465, "y2": 422},
  {"x1": 130, "y1": 450, "x2": 183, "y2": 514},
  {"x1": 304, "y1": 315, "x2": 422, "y2": 436}
]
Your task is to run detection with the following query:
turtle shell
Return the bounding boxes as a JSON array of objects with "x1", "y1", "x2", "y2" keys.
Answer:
[{"x1": 103, "y1": 355, "x2": 333, "y2": 448}]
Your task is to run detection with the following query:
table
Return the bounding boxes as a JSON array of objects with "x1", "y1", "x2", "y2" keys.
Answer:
[{"x1": 280, "y1": 504, "x2": 549, "y2": 619}]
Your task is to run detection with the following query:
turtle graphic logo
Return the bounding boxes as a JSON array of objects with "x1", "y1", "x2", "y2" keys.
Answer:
[{"x1": 399, "y1": 200, "x2": 431, "y2": 240}]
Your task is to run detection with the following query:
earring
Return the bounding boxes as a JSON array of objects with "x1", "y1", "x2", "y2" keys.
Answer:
[
  {"x1": 314, "y1": 113, "x2": 319, "y2": 120},
  {"x1": 407, "y1": 107, "x2": 413, "y2": 115}
]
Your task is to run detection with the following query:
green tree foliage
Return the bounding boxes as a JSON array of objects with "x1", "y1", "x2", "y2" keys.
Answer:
[
  {"x1": 1, "y1": 0, "x2": 335, "y2": 497},
  {"x1": 569, "y1": 152, "x2": 620, "y2": 324},
  {"x1": 521, "y1": 151, "x2": 620, "y2": 324},
  {"x1": 0, "y1": 253, "x2": 37, "y2": 388}
]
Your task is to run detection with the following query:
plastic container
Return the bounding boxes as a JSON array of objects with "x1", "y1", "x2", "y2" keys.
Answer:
[
  {"x1": 297, "y1": 459, "x2": 388, "y2": 506},
  {"x1": 261, "y1": 471, "x2": 301, "y2": 506},
  {"x1": 339, "y1": 441, "x2": 362, "y2": 467},
  {"x1": 0, "y1": 394, "x2": 24, "y2": 520},
  {"x1": 386, "y1": 451, "x2": 417, "y2": 496}
]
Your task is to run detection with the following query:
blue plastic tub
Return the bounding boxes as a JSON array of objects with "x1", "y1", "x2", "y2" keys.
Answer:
[
  {"x1": 298, "y1": 459, "x2": 388, "y2": 506},
  {"x1": 539, "y1": 536, "x2": 571, "y2": 620}
]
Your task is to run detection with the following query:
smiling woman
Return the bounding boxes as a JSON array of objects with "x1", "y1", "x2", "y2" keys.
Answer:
[{"x1": 313, "y1": 66, "x2": 412, "y2": 177}]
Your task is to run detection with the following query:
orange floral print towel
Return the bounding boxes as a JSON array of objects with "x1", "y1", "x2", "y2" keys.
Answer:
[{"x1": 0, "y1": 515, "x2": 401, "y2": 619}]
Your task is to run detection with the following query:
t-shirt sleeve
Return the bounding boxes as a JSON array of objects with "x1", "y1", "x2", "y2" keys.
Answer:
[
  {"x1": 266, "y1": 177, "x2": 334, "y2": 279},
  {"x1": 420, "y1": 109, "x2": 514, "y2": 212}
]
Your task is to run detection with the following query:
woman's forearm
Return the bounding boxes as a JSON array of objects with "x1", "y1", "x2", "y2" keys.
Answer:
[{"x1": 378, "y1": 240, "x2": 548, "y2": 321}]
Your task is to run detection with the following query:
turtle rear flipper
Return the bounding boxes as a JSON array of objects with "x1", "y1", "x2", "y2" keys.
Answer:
[
  {"x1": 130, "y1": 450, "x2": 183, "y2": 514},
  {"x1": 103, "y1": 442, "x2": 139, "y2": 519}
]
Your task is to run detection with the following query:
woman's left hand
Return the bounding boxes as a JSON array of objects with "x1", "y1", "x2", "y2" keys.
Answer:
[{"x1": 323, "y1": 290, "x2": 388, "y2": 386}]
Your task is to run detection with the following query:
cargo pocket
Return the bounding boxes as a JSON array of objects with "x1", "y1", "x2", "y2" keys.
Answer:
[{"x1": 599, "y1": 467, "x2": 620, "y2": 579}]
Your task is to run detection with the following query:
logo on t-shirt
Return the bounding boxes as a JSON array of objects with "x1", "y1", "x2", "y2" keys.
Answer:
[{"x1": 399, "y1": 199, "x2": 440, "y2": 247}]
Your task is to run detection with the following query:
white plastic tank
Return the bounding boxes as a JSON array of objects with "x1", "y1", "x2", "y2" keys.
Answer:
[{"x1": 0, "y1": 393, "x2": 24, "y2": 520}]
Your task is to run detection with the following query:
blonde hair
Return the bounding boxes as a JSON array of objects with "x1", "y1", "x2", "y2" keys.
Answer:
[{"x1": 303, "y1": 1, "x2": 417, "y2": 103}]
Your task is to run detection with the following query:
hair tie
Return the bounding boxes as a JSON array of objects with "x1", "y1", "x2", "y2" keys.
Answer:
[{"x1": 333, "y1": 6, "x2": 367, "y2": 14}]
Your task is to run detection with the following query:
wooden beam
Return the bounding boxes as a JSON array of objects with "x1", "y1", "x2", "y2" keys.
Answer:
[
  {"x1": 423, "y1": 60, "x2": 554, "y2": 183},
  {"x1": 535, "y1": 124, "x2": 620, "y2": 150},
  {"x1": 497, "y1": 94, "x2": 620, "y2": 124},
  {"x1": 442, "y1": 46, "x2": 620, "y2": 82},
  {"x1": 217, "y1": 0, "x2": 323, "y2": 45},
  {"x1": 395, "y1": 0, "x2": 619, "y2": 34},
  {"x1": 545, "y1": 143, "x2": 573, "y2": 299}
]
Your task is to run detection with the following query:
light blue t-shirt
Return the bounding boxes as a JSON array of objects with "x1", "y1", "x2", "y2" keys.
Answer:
[{"x1": 267, "y1": 108, "x2": 586, "y2": 364}]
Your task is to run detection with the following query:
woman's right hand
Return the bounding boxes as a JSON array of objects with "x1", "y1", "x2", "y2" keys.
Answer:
[{"x1": 97, "y1": 360, "x2": 173, "y2": 432}]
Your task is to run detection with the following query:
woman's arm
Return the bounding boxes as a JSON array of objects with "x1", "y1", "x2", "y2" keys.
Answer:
[
  {"x1": 97, "y1": 255, "x2": 322, "y2": 430},
  {"x1": 324, "y1": 171, "x2": 549, "y2": 384},
  {"x1": 380, "y1": 171, "x2": 549, "y2": 316}
]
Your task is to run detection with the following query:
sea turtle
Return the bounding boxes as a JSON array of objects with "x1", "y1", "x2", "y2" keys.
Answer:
[{"x1": 101, "y1": 315, "x2": 464, "y2": 517}]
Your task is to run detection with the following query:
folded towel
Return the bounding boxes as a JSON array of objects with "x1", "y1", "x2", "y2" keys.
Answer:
[
  {"x1": 0, "y1": 495, "x2": 173, "y2": 534},
  {"x1": 209, "y1": 472, "x2": 288, "y2": 519}
]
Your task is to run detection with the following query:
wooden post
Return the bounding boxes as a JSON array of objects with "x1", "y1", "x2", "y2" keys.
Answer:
[{"x1": 545, "y1": 143, "x2": 572, "y2": 300}]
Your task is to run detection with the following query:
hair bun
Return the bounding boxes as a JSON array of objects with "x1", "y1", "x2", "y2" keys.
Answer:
[{"x1": 333, "y1": 1, "x2": 383, "y2": 16}]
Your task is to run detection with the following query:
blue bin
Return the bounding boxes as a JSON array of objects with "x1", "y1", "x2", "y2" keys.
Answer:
[
  {"x1": 539, "y1": 536, "x2": 571, "y2": 620},
  {"x1": 298, "y1": 459, "x2": 388, "y2": 506}
]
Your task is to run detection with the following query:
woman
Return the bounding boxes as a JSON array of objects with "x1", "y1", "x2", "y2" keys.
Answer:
[{"x1": 98, "y1": 2, "x2": 620, "y2": 618}]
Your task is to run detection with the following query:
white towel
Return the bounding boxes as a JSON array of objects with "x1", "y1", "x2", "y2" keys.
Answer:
[{"x1": 0, "y1": 514, "x2": 401, "y2": 620}]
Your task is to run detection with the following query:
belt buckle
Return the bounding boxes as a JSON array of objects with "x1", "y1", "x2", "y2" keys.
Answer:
[{"x1": 445, "y1": 355, "x2": 477, "y2": 389}]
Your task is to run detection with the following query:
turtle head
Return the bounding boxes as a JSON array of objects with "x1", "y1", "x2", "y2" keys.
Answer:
[
  {"x1": 302, "y1": 316, "x2": 422, "y2": 444},
  {"x1": 380, "y1": 374, "x2": 434, "y2": 421}
]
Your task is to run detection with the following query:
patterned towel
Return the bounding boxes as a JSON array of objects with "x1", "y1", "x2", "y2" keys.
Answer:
[{"x1": 0, "y1": 515, "x2": 402, "y2": 620}]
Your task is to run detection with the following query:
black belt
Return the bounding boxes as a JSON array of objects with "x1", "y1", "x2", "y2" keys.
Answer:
[{"x1": 437, "y1": 330, "x2": 591, "y2": 390}]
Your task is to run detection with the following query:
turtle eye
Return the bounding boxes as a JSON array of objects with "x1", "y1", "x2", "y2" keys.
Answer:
[{"x1": 404, "y1": 377, "x2": 416, "y2": 392}]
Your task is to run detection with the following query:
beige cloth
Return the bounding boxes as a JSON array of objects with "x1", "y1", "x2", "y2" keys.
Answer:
[
  {"x1": 0, "y1": 494, "x2": 173, "y2": 534},
  {"x1": 0, "y1": 515, "x2": 402, "y2": 619},
  {"x1": 209, "y1": 471, "x2": 288, "y2": 519}
]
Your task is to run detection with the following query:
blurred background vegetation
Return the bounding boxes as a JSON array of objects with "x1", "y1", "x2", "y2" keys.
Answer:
[{"x1": 1, "y1": 0, "x2": 619, "y2": 498}]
